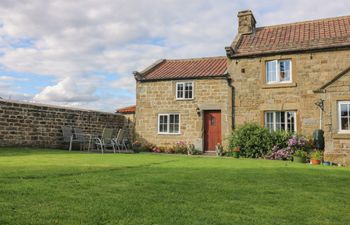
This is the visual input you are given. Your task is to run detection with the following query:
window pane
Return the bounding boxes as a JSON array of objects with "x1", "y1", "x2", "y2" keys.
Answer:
[
  {"x1": 275, "y1": 112, "x2": 282, "y2": 131},
  {"x1": 184, "y1": 83, "x2": 192, "y2": 99},
  {"x1": 159, "y1": 115, "x2": 168, "y2": 133},
  {"x1": 279, "y1": 60, "x2": 291, "y2": 82},
  {"x1": 341, "y1": 117, "x2": 349, "y2": 130},
  {"x1": 168, "y1": 114, "x2": 179, "y2": 133},
  {"x1": 266, "y1": 61, "x2": 277, "y2": 83},
  {"x1": 177, "y1": 84, "x2": 184, "y2": 98},
  {"x1": 287, "y1": 112, "x2": 295, "y2": 132},
  {"x1": 264, "y1": 112, "x2": 274, "y2": 131},
  {"x1": 341, "y1": 104, "x2": 349, "y2": 116},
  {"x1": 170, "y1": 114, "x2": 175, "y2": 123},
  {"x1": 169, "y1": 124, "x2": 174, "y2": 133}
]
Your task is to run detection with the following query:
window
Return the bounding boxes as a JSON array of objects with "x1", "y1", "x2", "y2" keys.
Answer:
[
  {"x1": 176, "y1": 82, "x2": 193, "y2": 99},
  {"x1": 264, "y1": 111, "x2": 296, "y2": 132},
  {"x1": 338, "y1": 101, "x2": 350, "y2": 133},
  {"x1": 266, "y1": 60, "x2": 292, "y2": 84},
  {"x1": 158, "y1": 114, "x2": 180, "y2": 134}
]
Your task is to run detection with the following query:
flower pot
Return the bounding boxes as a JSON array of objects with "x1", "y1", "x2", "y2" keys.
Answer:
[
  {"x1": 310, "y1": 159, "x2": 321, "y2": 165},
  {"x1": 232, "y1": 151, "x2": 240, "y2": 158},
  {"x1": 323, "y1": 161, "x2": 331, "y2": 166},
  {"x1": 293, "y1": 156, "x2": 306, "y2": 163}
]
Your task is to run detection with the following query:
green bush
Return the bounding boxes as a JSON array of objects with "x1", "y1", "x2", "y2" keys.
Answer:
[
  {"x1": 229, "y1": 123, "x2": 273, "y2": 158},
  {"x1": 272, "y1": 131, "x2": 292, "y2": 149}
]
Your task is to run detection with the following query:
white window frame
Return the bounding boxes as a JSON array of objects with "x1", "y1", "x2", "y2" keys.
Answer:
[
  {"x1": 264, "y1": 111, "x2": 297, "y2": 132},
  {"x1": 266, "y1": 59, "x2": 292, "y2": 84},
  {"x1": 158, "y1": 113, "x2": 181, "y2": 134},
  {"x1": 338, "y1": 101, "x2": 350, "y2": 133},
  {"x1": 176, "y1": 82, "x2": 194, "y2": 100}
]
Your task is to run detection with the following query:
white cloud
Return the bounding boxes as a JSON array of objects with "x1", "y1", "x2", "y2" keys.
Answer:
[
  {"x1": 33, "y1": 77, "x2": 99, "y2": 103},
  {"x1": 0, "y1": 0, "x2": 349, "y2": 111}
]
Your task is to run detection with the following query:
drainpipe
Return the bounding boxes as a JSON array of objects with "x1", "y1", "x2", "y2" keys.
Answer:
[
  {"x1": 226, "y1": 75, "x2": 235, "y2": 130},
  {"x1": 315, "y1": 99, "x2": 325, "y2": 129}
]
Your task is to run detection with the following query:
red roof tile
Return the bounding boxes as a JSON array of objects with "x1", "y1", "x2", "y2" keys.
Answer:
[
  {"x1": 234, "y1": 15, "x2": 350, "y2": 57},
  {"x1": 116, "y1": 105, "x2": 136, "y2": 114},
  {"x1": 137, "y1": 57, "x2": 227, "y2": 81}
]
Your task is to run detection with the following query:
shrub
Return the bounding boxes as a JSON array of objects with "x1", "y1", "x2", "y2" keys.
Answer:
[
  {"x1": 229, "y1": 123, "x2": 273, "y2": 158},
  {"x1": 293, "y1": 149, "x2": 307, "y2": 158},
  {"x1": 187, "y1": 144, "x2": 202, "y2": 155},
  {"x1": 132, "y1": 141, "x2": 154, "y2": 152},
  {"x1": 268, "y1": 148, "x2": 291, "y2": 160},
  {"x1": 174, "y1": 141, "x2": 188, "y2": 154},
  {"x1": 272, "y1": 131, "x2": 291, "y2": 149}
]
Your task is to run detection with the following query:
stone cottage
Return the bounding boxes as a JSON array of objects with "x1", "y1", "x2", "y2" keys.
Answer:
[
  {"x1": 134, "y1": 10, "x2": 350, "y2": 164},
  {"x1": 134, "y1": 57, "x2": 232, "y2": 152}
]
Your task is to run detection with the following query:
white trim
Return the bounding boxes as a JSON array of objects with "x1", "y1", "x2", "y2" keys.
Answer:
[
  {"x1": 157, "y1": 113, "x2": 181, "y2": 135},
  {"x1": 266, "y1": 59, "x2": 292, "y2": 84},
  {"x1": 338, "y1": 101, "x2": 350, "y2": 133},
  {"x1": 176, "y1": 82, "x2": 194, "y2": 100}
]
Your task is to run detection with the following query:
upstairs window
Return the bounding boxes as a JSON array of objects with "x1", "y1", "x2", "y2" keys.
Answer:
[
  {"x1": 158, "y1": 114, "x2": 180, "y2": 134},
  {"x1": 338, "y1": 101, "x2": 350, "y2": 133},
  {"x1": 176, "y1": 82, "x2": 193, "y2": 99},
  {"x1": 264, "y1": 111, "x2": 296, "y2": 133},
  {"x1": 266, "y1": 60, "x2": 292, "y2": 84}
]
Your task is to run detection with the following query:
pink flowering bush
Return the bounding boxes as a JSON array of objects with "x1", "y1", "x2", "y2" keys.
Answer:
[{"x1": 268, "y1": 135, "x2": 312, "y2": 160}]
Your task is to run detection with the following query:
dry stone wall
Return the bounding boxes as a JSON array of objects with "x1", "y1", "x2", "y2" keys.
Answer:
[{"x1": 0, "y1": 99, "x2": 124, "y2": 148}]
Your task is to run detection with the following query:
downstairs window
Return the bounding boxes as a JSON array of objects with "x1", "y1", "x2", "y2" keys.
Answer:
[
  {"x1": 158, "y1": 114, "x2": 180, "y2": 134},
  {"x1": 338, "y1": 101, "x2": 350, "y2": 133},
  {"x1": 264, "y1": 111, "x2": 296, "y2": 132}
]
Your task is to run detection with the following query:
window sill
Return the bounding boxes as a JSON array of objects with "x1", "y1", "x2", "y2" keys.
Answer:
[
  {"x1": 262, "y1": 82, "x2": 297, "y2": 89},
  {"x1": 157, "y1": 133, "x2": 181, "y2": 136},
  {"x1": 332, "y1": 133, "x2": 350, "y2": 139},
  {"x1": 176, "y1": 98, "x2": 194, "y2": 101}
]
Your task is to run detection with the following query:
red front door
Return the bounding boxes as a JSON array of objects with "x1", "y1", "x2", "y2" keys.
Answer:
[{"x1": 204, "y1": 110, "x2": 222, "y2": 151}]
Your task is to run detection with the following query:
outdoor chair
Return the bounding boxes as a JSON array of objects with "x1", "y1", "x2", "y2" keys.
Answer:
[
  {"x1": 113, "y1": 129, "x2": 129, "y2": 152},
  {"x1": 73, "y1": 127, "x2": 91, "y2": 151},
  {"x1": 62, "y1": 126, "x2": 88, "y2": 151},
  {"x1": 94, "y1": 128, "x2": 116, "y2": 153}
]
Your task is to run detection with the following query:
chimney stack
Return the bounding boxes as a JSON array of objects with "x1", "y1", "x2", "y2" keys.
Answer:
[{"x1": 237, "y1": 10, "x2": 256, "y2": 34}]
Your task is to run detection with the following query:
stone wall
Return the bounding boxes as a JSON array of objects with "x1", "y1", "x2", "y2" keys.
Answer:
[
  {"x1": 321, "y1": 69, "x2": 350, "y2": 165},
  {"x1": 0, "y1": 99, "x2": 124, "y2": 149},
  {"x1": 135, "y1": 77, "x2": 232, "y2": 150},
  {"x1": 228, "y1": 49, "x2": 350, "y2": 165}
]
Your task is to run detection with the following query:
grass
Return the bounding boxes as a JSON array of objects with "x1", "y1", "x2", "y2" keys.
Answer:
[{"x1": 0, "y1": 148, "x2": 349, "y2": 225}]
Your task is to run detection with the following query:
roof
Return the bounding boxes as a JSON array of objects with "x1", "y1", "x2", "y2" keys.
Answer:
[
  {"x1": 116, "y1": 105, "x2": 136, "y2": 114},
  {"x1": 230, "y1": 15, "x2": 350, "y2": 58},
  {"x1": 314, "y1": 66, "x2": 350, "y2": 92},
  {"x1": 134, "y1": 56, "x2": 228, "y2": 81}
]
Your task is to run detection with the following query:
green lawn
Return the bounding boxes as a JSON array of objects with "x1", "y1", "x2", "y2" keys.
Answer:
[{"x1": 0, "y1": 148, "x2": 349, "y2": 225}]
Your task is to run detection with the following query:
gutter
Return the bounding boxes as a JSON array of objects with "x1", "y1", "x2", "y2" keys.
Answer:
[{"x1": 226, "y1": 44, "x2": 350, "y2": 59}]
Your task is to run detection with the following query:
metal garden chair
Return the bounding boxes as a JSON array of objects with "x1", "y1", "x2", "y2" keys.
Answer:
[{"x1": 94, "y1": 128, "x2": 116, "y2": 154}]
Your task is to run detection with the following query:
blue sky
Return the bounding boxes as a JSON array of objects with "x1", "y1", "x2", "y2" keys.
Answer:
[{"x1": 0, "y1": 0, "x2": 349, "y2": 112}]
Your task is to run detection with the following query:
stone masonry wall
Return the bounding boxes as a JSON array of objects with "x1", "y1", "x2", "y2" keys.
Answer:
[
  {"x1": 228, "y1": 49, "x2": 350, "y2": 165},
  {"x1": 0, "y1": 99, "x2": 124, "y2": 149},
  {"x1": 322, "y1": 70, "x2": 350, "y2": 165},
  {"x1": 135, "y1": 78, "x2": 232, "y2": 150}
]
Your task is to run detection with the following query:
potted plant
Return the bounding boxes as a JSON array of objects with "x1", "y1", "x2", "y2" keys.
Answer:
[
  {"x1": 232, "y1": 146, "x2": 240, "y2": 158},
  {"x1": 310, "y1": 150, "x2": 323, "y2": 165},
  {"x1": 293, "y1": 149, "x2": 307, "y2": 163}
]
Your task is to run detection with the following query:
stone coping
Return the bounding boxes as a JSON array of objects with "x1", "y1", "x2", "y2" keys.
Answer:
[{"x1": 0, "y1": 99, "x2": 120, "y2": 115}]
